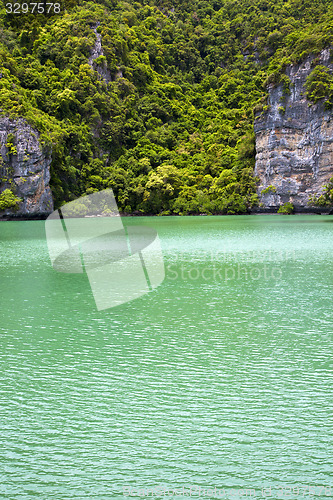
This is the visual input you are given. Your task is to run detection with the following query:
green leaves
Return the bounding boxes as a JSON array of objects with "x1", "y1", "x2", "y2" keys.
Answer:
[
  {"x1": 309, "y1": 177, "x2": 333, "y2": 207},
  {"x1": 278, "y1": 202, "x2": 295, "y2": 214},
  {"x1": 1, "y1": 0, "x2": 332, "y2": 213},
  {"x1": 0, "y1": 189, "x2": 22, "y2": 211}
]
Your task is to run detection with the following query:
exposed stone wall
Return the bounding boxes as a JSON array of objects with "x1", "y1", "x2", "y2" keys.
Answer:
[
  {"x1": 254, "y1": 48, "x2": 333, "y2": 211},
  {"x1": 88, "y1": 23, "x2": 111, "y2": 83},
  {"x1": 0, "y1": 116, "x2": 53, "y2": 217}
]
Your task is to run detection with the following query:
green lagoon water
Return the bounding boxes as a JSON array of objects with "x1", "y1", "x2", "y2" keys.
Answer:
[{"x1": 0, "y1": 215, "x2": 332, "y2": 499}]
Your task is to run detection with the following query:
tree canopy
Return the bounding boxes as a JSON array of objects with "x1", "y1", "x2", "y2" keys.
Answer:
[{"x1": 1, "y1": 0, "x2": 333, "y2": 213}]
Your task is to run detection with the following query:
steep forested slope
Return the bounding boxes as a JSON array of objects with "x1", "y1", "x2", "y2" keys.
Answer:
[{"x1": 1, "y1": 0, "x2": 333, "y2": 214}]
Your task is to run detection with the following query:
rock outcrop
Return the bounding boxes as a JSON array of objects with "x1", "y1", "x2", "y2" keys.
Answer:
[
  {"x1": 0, "y1": 117, "x2": 53, "y2": 218},
  {"x1": 88, "y1": 23, "x2": 111, "y2": 83},
  {"x1": 254, "y1": 48, "x2": 333, "y2": 211}
]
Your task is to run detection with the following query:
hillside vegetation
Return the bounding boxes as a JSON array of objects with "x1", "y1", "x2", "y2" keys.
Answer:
[{"x1": 1, "y1": 0, "x2": 333, "y2": 214}]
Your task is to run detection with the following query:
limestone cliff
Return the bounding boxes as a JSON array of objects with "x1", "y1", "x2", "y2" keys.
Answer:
[
  {"x1": 88, "y1": 23, "x2": 111, "y2": 83},
  {"x1": 0, "y1": 117, "x2": 53, "y2": 218},
  {"x1": 254, "y1": 48, "x2": 333, "y2": 211}
]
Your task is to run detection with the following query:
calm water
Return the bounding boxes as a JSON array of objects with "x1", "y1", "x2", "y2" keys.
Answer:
[{"x1": 0, "y1": 215, "x2": 332, "y2": 499}]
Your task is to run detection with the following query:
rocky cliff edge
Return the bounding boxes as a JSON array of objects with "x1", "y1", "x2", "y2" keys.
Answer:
[
  {"x1": 254, "y1": 48, "x2": 333, "y2": 212},
  {"x1": 0, "y1": 117, "x2": 53, "y2": 218}
]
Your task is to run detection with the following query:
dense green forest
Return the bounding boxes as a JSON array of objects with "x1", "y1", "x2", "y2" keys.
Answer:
[{"x1": 1, "y1": 0, "x2": 333, "y2": 214}]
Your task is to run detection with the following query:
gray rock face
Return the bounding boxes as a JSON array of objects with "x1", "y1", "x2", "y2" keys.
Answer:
[
  {"x1": 0, "y1": 116, "x2": 53, "y2": 217},
  {"x1": 254, "y1": 48, "x2": 333, "y2": 210}
]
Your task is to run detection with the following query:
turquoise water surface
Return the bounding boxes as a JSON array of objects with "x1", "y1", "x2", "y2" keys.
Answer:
[{"x1": 0, "y1": 215, "x2": 332, "y2": 499}]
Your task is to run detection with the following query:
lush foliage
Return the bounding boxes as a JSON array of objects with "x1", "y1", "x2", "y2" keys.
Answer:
[
  {"x1": 1, "y1": 0, "x2": 333, "y2": 213},
  {"x1": 305, "y1": 65, "x2": 333, "y2": 108},
  {"x1": 278, "y1": 202, "x2": 295, "y2": 214},
  {"x1": 0, "y1": 188, "x2": 22, "y2": 210}
]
